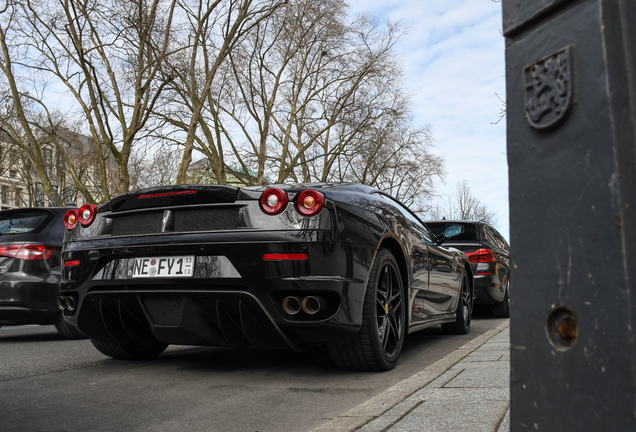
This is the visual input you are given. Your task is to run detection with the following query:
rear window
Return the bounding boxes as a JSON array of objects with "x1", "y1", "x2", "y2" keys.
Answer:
[
  {"x1": 0, "y1": 211, "x2": 53, "y2": 235},
  {"x1": 425, "y1": 222, "x2": 480, "y2": 242}
]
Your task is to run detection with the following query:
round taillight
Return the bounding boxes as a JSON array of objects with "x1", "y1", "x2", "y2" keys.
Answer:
[
  {"x1": 78, "y1": 204, "x2": 98, "y2": 227},
  {"x1": 64, "y1": 209, "x2": 79, "y2": 231},
  {"x1": 296, "y1": 190, "x2": 325, "y2": 216},
  {"x1": 260, "y1": 188, "x2": 289, "y2": 215}
]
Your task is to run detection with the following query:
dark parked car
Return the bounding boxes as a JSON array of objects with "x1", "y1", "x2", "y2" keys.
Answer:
[
  {"x1": 60, "y1": 184, "x2": 473, "y2": 371},
  {"x1": 0, "y1": 208, "x2": 86, "y2": 339},
  {"x1": 425, "y1": 220, "x2": 510, "y2": 318}
]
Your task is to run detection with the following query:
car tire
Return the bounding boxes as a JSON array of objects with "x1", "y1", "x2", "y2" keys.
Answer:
[
  {"x1": 441, "y1": 274, "x2": 472, "y2": 335},
  {"x1": 492, "y1": 281, "x2": 510, "y2": 318},
  {"x1": 54, "y1": 313, "x2": 88, "y2": 340},
  {"x1": 327, "y1": 248, "x2": 406, "y2": 371},
  {"x1": 90, "y1": 338, "x2": 168, "y2": 360}
]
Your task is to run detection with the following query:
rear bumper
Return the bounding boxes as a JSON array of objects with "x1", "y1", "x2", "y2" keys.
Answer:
[
  {"x1": 0, "y1": 279, "x2": 60, "y2": 325},
  {"x1": 61, "y1": 231, "x2": 375, "y2": 350},
  {"x1": 473, "y1": 274, "x2": 506, "y2": 304}
]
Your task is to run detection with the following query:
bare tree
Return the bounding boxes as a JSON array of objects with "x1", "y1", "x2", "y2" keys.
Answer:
[
  {"x1": 0, "y1": 4, "x2": 57, "y2": 197},
  {"x1": 219, "y1": 0, "x2": 347, "y2": 185},
  {"x1": 157, "y1": 0, "x2": 286, "y2": 185},
  {"x1": 0, "y1": 0, "x2": 178, "y2": 201},
  {"x1": 129, "y1": 141, "x2": 182, "y2": 188},
  {"x1": 176, "y1": 0, "x2": 444, "y2": 205},
  {"x1": 333, "y1": 101, "x2": 444, "y2": 213},
  {"x1": 428, "y1": 180, "x2": 497, "y2": 225},
  {"x1": 223, "y1": 1, "x2": 412, "y2": 186},
  {"x1": 1, "y1": 0, "x2": 445, "y2": 212}
]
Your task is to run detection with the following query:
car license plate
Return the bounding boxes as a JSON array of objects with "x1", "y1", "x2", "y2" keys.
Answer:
[{"x1": 131, "y1": 256, "x2": 194, "y2": 278}]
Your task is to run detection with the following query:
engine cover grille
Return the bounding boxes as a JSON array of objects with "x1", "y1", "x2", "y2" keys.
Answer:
[
  {"x1": 173, "y1": 208, "x2": 239, "y2": 232},
  {"x1": 111, "y1": 207, "x2": 239, "y2": 236},
  {"x1": 112, "y1": 211, "x2": 162, "y2": 236}
]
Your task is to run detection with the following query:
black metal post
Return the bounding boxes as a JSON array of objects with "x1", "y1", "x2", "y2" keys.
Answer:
[{"x1": 503, "y1": 0, "x2": 636, "y2": 430}]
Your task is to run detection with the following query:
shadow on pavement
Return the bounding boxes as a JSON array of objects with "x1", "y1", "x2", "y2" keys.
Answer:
[{"x1": 0, "y1": 325, "x2": 68, "y2": 343}]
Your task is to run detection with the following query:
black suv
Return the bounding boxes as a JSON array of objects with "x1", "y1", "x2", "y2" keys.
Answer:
[
  {"x1": 425, "y1": 220, "x2": 511, "y2": 318},
  {"x1": 0, "y1": 208, "x2": 86, "y2": 338}
]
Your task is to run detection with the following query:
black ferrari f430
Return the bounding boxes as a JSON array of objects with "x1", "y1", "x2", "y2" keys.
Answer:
[{"x1": 60, "y1": 183, "x2": 473, "y2": 371}]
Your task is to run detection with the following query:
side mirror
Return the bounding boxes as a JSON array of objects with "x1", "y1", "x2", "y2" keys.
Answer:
[{"x1": 433, "y1": 224, "x2": 464, "y2": 245}]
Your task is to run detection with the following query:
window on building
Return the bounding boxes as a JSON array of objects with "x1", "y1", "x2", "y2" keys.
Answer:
[
  {"x1": 15, "y1": 189, "x2": 21, "y2": 207},
  {"x1": 43, "y1": 149, "x2": 52, "y2": 175},
  {"x1": 1, "y1": 186, "x2": 7, "y2": 204},
  {"x1": 56, "y1": 153, "x2": 64, "y2": 178}
]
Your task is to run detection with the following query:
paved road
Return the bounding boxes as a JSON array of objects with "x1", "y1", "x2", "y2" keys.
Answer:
[{"x1": 0, "y1": 313, "x2": 506, "y2": 432}]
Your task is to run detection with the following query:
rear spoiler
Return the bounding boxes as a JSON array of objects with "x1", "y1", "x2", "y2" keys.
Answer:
[{"x1": 103, "y1": 185, "x2": 243, "y2": 212}]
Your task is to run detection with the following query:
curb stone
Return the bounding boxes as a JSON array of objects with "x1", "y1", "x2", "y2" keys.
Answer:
[{"x1": 310, "y1": 320, "x2": 511, "y2": 432}]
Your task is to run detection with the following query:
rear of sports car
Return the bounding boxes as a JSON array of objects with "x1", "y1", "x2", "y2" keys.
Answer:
[{"x1": 60, "y1": 185, "x2": 374, "y2": 358}]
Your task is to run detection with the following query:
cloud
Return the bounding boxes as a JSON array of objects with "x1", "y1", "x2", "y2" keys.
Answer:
[{"x1": 347, "y1": 0, "x2": 509, "y2": 239}]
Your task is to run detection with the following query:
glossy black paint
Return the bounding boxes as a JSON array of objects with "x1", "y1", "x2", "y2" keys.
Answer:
[
  {"x1": 0, "y1": 208, "x2": 66, "y2": 326},
  {"x1": 62, "y1": 184, "x2": 472, "y2": 351},
  {"x1": 426, "y1": 220, "x2": 510, "y2": 305}
]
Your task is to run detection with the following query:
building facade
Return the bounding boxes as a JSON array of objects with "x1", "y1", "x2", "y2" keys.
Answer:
[{"x1": 0, "y1": 130, "x2": 117, "y2": 210}]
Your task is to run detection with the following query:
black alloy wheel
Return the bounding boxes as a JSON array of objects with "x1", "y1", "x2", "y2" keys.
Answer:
[
  {"x1": 375, "y1": 258, "x2": 404, "y2": 359},
  {"x1": 328, "y1": 248, "x2": 406, "y2": 371},
  {"x1": 442, "y1": 274, "x2": 472, "y2": 335}
]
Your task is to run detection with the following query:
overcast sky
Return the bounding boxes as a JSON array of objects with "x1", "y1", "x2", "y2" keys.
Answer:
[{"x1": 347, "y1": 0, "x2": 508, "y2": 239}]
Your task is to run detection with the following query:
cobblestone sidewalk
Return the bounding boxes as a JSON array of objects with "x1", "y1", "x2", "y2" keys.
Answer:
[{"x1": 312, "y1": 320, "x2": 511, "y2": 432}]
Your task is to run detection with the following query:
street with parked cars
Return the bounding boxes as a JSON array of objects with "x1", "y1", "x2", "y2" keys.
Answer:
[{"x1": 0, "y1": 183, "x2": 512, "y2": 431}]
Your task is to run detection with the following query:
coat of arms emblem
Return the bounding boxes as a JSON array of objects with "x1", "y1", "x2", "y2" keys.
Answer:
[{"x1": 524, "y1": 46, "x2": 573, "y2": 129}]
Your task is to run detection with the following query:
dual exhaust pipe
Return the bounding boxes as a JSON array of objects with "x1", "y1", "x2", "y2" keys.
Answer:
[
  {"x1": 282, "y1": 296, "x2": 325, "y2": 316},
  {"x1": 57, "y1": 296, "x2": 77, "y2": 312}
]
